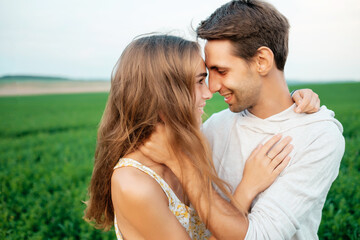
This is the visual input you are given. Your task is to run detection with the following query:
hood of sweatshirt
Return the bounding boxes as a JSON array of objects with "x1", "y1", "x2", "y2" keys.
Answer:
[{"x1": 235, "y1": 104, "x2": 343, "y2": 135}]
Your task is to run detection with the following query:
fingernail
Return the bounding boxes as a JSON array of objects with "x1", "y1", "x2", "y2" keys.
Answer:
[{"x1": 295, "y1": 108, "x2": 301, "y2": 113}]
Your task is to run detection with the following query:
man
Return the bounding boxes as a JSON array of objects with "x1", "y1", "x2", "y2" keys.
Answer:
[{"x1": 142, "y1": 0, "x2": 345, "y2": 239}]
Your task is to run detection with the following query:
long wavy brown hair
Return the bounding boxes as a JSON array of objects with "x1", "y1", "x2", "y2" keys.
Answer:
[{"x1": 84, "y1": 35, "x2": 232, "y2": 230}]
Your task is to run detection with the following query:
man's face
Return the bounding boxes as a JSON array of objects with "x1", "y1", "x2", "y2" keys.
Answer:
[{"x1": 204, "y1": 40, "x2": 262, "y2": 113}]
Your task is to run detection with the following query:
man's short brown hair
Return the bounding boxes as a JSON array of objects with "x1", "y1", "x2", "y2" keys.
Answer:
[{"x1": 197, "y1": 0, "x2": 290, "y2": 71}]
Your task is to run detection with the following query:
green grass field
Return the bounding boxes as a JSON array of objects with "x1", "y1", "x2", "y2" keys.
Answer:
[{"x1": 1, "y1": 82, "x2": 359, "y2": 239}]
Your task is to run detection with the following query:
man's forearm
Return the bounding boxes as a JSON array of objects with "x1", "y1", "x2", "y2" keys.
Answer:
[{"x1": 171, "y1": 157, "x2": 249, "y2": 240}]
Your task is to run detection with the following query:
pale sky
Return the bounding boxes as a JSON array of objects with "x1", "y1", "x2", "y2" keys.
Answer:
[{"x1": 0, "y1": 0, "x2": 359, "y2": 81}]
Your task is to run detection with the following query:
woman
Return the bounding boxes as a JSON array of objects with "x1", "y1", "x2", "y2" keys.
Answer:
[{"x1": 84, "y1": 35, "x2": 318, "y2": 239}]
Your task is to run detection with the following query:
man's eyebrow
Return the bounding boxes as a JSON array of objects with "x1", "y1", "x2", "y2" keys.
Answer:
[
  {"x1": 206, "y1": 65, "x2": 228, "y2": 70},
  {"x1": 196, "y1": 72, "x2": 208, "y2": 78}
]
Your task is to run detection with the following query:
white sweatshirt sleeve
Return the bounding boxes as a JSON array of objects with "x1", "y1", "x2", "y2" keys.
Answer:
[{"x1": 245, "y1": 123, "x2": 345, "y2": 239}]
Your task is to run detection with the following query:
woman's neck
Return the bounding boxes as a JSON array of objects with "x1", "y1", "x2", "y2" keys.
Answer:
[{"x1": 124, "y1": 150, "x2": 163, "y2": 172}]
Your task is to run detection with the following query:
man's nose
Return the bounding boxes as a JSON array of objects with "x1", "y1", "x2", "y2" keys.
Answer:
[{"x1": 208, "y1": 74, "x2": 221, "y2": 94}]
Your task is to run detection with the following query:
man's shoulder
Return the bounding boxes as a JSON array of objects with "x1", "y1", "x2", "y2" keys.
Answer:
[
  {"x1": 302, "y1": 119, "x2": 345, "y2": 150},
  {"x1": 288, "y1": 106, "x2": 345, "y2": 158},
  {"x1": 287, "y1": 105, "x2": 343, "y2": 135}
]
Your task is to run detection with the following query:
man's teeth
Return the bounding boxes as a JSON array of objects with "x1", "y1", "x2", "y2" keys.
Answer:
[{"x1": 224, "y1": 94, "x2": 231, "y2": 100}]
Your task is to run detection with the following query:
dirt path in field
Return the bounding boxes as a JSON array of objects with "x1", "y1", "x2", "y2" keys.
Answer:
[{"x1": 0, "y1": 81, "x2": 110, "y2": 96}]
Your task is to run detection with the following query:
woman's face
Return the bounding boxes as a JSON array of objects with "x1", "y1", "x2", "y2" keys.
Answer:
[{"x1": 194, "y1": 56, "x2": 212, "y2": 126}]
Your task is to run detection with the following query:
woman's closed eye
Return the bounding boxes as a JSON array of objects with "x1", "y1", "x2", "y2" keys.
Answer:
[{"x1": 197, "y1": 78, "x2": 205, "y2": 85}]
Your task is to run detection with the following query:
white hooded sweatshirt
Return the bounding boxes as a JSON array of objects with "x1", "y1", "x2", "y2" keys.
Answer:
[{"x1": 202, "y1": 104, "x2": 345, "y2": 240}]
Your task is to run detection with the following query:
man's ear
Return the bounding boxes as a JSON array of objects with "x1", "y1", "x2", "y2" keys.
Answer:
[{"x1": 254, "y1": 46, "x2": 274, "y2": 76}]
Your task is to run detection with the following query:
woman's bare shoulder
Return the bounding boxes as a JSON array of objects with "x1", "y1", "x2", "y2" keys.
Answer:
[{"x1": 111, "y1": 166, "x2": 168, "y2": 206}]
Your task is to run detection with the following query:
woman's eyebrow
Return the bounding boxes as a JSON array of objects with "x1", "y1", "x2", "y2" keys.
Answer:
[{"x1": 196, "y1": 72, "x2": 208, "y2": 78}]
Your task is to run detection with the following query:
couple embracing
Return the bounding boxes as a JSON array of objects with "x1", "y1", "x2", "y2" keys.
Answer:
[{"x1": 85, "y1": 1, "x2": 345, "y2": 239}]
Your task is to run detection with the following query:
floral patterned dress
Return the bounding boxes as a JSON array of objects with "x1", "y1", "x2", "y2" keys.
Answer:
[{"x1": 113, "y1": 158, "x2": 211, "y2": 240}]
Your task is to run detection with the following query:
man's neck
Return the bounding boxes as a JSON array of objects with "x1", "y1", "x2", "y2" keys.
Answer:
[{"x1": 248, "y1": 71, "x2": 293, "y2": 119}]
